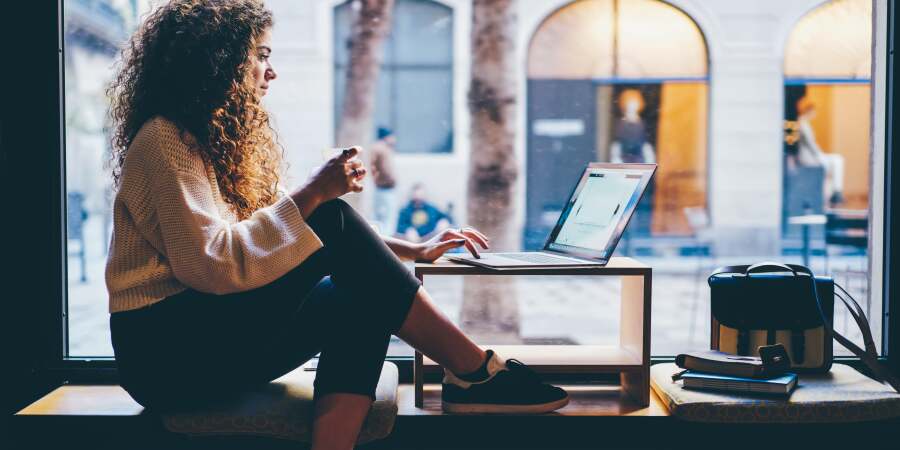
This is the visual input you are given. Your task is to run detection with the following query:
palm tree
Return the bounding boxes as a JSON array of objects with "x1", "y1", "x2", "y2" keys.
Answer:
[{"x1": 461, "y1": 0, "x2": 520, "y2": 343}]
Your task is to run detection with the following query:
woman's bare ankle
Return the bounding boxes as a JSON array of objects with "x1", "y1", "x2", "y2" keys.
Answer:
[{"x1": 448, "y1": 347, "x2": 488, "y2": 377}]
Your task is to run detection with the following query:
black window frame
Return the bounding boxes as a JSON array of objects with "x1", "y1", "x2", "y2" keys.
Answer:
[
  {"x1": 3, "y1": 0, "x2": 896, "y2": 390},
  {"x1": 885, "y1": 0, "x2": 898, "y2": 374}
]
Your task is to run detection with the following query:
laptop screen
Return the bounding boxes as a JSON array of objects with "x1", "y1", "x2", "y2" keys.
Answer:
[{"x1": 544, "y1": 164, "x2": 656, "y2": 261}]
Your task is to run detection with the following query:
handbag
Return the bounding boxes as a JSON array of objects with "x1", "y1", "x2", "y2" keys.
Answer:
[{"x1": 708, "y1": 262, "x2": 900, "y2": 391}]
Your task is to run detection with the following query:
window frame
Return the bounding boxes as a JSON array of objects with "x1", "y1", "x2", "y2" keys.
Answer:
[
  {"x1": 885, "y1": 0, "x2": 899, "y2": 373},
  {"x1": 12, "y1": 0, "x2": 895, "y2": 387}
]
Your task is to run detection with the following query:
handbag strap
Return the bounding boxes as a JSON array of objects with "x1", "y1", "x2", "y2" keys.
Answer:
[{"x1": 802, "y1": 269, "x2": 900, "y2": 392}]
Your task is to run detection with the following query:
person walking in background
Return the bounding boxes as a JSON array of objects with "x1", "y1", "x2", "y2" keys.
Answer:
[
  {"x1": 396, "y1": 183, "x2": 453, "y2": 242},
  {"x1": 370, "y1": 126, "x2": 398, "y2": 234},
  {"x1": 793, "y1": 96, "x2": 846, "y2": 207}
]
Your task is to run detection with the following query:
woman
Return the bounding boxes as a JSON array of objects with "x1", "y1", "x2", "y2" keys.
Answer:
[{"x1": 105, "y1": 1, "x2": 568, "y2": 448}]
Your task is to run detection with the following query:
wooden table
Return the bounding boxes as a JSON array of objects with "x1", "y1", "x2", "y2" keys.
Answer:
[{"x1": 413, "y1": 257, "x2": 652, "y2": 408}]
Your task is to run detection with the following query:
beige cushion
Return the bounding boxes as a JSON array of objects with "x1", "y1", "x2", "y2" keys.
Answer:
[
  {"x1": 651, "y1": 362, "x2": 900, "y2": 423},
  {"x1": 162, "y1": 362, "x2": 398, "y2": 444}
]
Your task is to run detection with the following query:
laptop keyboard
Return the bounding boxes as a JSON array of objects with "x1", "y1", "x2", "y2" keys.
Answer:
[{"x1": 493, "y1": 253, "x2": 579, "y2": 264}]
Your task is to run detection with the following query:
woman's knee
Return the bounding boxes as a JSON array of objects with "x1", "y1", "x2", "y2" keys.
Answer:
[
  {"x1": 313, "y1": 198, "x2": 375, "y2": 239},
  {"x1": 307, "y1": 198, "x2": 352, "y2": 236},
  {"x1": 318, "y1": 198, "x2": 351, "y2": 215}
]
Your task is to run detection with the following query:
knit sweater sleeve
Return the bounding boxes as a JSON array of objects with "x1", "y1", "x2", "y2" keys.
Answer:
[{"x1": 141, "y1": 122, "x2": 323, "y2": 295}]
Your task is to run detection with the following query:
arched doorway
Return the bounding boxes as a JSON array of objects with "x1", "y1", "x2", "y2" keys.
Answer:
[
  {"x1": 782, "y1": 0, "x2": 872, "y2": 224},
  {"x1": 525, "y1": 0, "x2": 709, "y2": 249}
]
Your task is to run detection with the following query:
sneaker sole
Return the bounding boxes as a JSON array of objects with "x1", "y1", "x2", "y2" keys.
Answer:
[{"x1": 441, "y1": 396, "x2": 569, "y2": 414}]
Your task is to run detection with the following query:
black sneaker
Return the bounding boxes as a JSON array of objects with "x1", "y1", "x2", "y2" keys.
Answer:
[{"x1": 441, "y1": 352, "x2": 569, "y2": 414}]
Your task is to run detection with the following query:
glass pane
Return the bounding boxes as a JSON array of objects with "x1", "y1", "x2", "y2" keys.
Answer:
[
  {"x1": 528, "y1": 0, "x2": 614, "y2": 79},
  {"x1": 334, "y1": 66, "x2": 395, "y2": 144},
  {"x1": 784, "y1": 0, "x2": 872, "y2": 79},
  {"x1": 334, "y1": 0, "x2": 452, "y2": 151},
  {"x1": 334, "y1": 0, "x2": 397, "y2": 66},
  {"x1": 393, "y1": 69, "x2": 453, "y2": 153},
  {"x1": 616, "y1": 0, "x2": 707, "y2": 78},
  {"x1": 336, "y1": 0, "x2": 455, "y2": 67},
  {"x1": 392, "y1": 0, "x2": 453, "y2": 66},
  {"x1": 333, "y1": 1, "x2": 353, "y2": 65},
  {"x1": 393, "y1": 275, "x2": 622, "y2": 351},
  {"x1": 528, "y1": 0, "x2": 706, "y2": 80},
  {"x1": 781, "y1": 0, "x2": 875, "y2": 354},
  {"x1": 64, "y1": 0, "x2": 150, "y2": 357},
  {"x1": 65, "y1": 0, "x2": 883, "y2": 360}
]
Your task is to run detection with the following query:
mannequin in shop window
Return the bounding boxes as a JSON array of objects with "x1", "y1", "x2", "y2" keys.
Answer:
[
  {"x1": 610, "y1": 89, "x2": 656, "y2": 164},
  {"x1": 610, "y1": 88, "x2": 655, "y2": 238},
  {"x1": 790, "y1": 96, "x2": 846, "y2": 208}
]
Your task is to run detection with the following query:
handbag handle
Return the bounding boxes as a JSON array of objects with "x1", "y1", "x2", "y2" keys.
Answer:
[
  {"x1": 709, "y1": 262, "x2": 812, "y2": 281},
  {"x1": 747, "y1": 262, "x2": 798, "y2": 276}
]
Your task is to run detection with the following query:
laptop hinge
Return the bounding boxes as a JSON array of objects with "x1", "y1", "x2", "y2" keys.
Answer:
[{"x1": 542, "y1": 249, "x2": 605, "y2": 264}]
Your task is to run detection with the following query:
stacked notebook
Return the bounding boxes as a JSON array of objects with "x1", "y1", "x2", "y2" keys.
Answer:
[
  {"x1": 679, "y1": 371, "x2": 798, "y2": 395},
  {"x1": 675, "y1": 349, "x2": 798, "y2": 396}
]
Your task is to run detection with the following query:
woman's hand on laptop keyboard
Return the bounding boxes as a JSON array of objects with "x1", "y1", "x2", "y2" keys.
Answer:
[{"x1": 414, "y1": 227, "x2": 490, "y2": 262}]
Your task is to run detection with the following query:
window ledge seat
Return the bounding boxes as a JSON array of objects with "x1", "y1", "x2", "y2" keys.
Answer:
[{"x1": 12, "y1": 377, "x2": 900, "y2": 449}]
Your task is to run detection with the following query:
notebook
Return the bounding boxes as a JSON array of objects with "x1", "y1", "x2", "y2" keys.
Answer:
[
  {"x1": 675, "y1": 348, "x2": 791, "y2": 379},
  {"x1": 679, "y1": 371, "x2": 798, "y2": 396}
]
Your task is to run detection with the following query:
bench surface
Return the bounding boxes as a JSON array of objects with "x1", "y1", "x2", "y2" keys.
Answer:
[
  {"x1": 17, "y1": 382, "x2": 900, "y2": 449},
  {"x1": 17, "y1": 383, "x2": 670, "y2": 418}
]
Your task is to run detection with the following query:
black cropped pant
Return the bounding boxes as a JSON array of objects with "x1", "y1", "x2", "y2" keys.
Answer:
[{"x1": 110, "y1": 199, "x2": 421, "y2": 411}]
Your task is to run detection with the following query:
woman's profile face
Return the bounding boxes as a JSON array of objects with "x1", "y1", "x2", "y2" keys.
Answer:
[{"x1": 251, "y1": 29, "x2": 277, "y2": 97}]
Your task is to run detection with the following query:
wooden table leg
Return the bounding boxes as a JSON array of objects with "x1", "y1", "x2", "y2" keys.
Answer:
[
  {"x1": 413, "y1": 272, "x2": 425, "y2": 408},
  {"x1": 621, "y1": 369, "x2": 650, "y2": 407},
  {"x1": 414, "y1": 350, "x2": 424, "y2": 408},
  {"x1": 619, "y1": 272, "x2": 651, "y2": 407}
]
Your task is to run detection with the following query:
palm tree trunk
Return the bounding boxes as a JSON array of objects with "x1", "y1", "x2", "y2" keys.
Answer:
[
  {"x1": 461, "y1": 0, "x2": 520, "y2": 344},
  {"x1": 335, "y1": 0, "x2": 394, "y2": 209}
]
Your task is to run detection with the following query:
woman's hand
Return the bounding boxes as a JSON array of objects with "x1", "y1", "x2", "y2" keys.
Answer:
[
  {"x1": 415, "y1": 227, "x2": 490, "y2": 262},
  {"x1": 291, "y1": 147, "x2": 366, "y2": 218}
]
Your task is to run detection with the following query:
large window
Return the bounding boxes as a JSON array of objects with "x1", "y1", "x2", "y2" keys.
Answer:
[
  {"x1": 782, "y1": 0, "x2": 876, "y2": 352},
  {"x1": 63, "y1": 0, "x2": 886, "y2": 361},
  {"x1": 524, "y1": 0, "x2": 711, "y2": 354},
  {"x1": 64, "y1": 0, "x2": 148, "y2": 357}
]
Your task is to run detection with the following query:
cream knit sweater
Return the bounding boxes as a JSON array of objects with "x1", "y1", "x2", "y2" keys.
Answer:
[{"x1": 105, "y1": 117, "x2": 323, "y2": 313}]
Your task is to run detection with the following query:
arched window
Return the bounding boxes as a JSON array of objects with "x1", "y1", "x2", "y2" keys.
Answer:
[
  {"x1": 334, "y1": 0, "x2": 453, "y2": 153},
  {"x1": 525, "y1": 0, "x2": 708, "y2": 248},
  {"x1": 784, "y1": 0, "x2": 871, "y2": 80},
  {"x1": 782, "y1": 0, "x2": 872, "y2": 218}
]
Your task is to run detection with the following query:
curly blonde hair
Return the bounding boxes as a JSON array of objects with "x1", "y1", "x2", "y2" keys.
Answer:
[{"x1": 108, "y1": 0, "x2": 281, "y2": 220}]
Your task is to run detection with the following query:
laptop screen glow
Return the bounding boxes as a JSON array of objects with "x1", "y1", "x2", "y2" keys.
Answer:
[{"x1": 545, "y1": 166, "x2": 653, "y2": 261}]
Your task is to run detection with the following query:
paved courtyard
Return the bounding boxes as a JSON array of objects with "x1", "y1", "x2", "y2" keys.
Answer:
[{"x1": 67, "y1": 216, "x2": 874, "y2": 358}]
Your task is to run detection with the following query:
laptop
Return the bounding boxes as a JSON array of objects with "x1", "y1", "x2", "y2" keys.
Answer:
[{"x1": 447, "y1": 163, "x2": 656, "y2": 269}]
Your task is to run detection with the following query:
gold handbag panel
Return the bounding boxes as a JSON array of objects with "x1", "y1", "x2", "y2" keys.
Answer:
[{"x1": 718, "y1": 326, "x2": 826, "y2": 369}]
